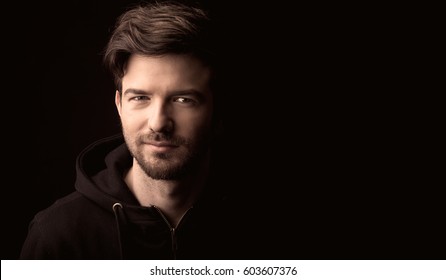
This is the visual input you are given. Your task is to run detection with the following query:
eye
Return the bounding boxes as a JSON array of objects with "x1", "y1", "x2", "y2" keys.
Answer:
[
  {"x1": 129, "y1": 96, "x2": 150, "y2": 102},
  {"x1": 174, "y1": 97, "x2": 197, "y2": 105}
]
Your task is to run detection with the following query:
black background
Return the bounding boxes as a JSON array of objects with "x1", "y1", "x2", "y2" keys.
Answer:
[
  {"x1": 2, "y1": 0, "x2": 444, "y2": 259},
  {"x1": 3, "y1": 0, "x2": 125, "y2": 259}
]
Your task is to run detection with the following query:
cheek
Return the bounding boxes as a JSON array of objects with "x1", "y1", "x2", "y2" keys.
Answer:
[
  {"x1": 176, "y1": 111, "x2": 213, "y2": 137},
  {"x1": 120, "y1": 111, "x2": 147, "y2": 131}
]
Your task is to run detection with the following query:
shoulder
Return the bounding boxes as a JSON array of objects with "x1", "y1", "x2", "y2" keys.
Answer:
[
  {"x1": 32, "y1": 191, "x2": 111, "y2": 231},
  {"x1": 34, "y1": 192, "x2": 90, "y2": 220},
  {"x1": 21, "y1": 192, "x2": 117, "y2": 259}
]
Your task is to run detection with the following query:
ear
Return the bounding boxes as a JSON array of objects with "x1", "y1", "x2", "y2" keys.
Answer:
[{"x1": 115, "y1": 90, "x2": 122, "y2": 117}]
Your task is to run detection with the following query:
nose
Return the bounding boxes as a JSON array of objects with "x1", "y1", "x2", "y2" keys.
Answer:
[{"x1": 148, "y1": 100, "x2": 173, "y2": 133}]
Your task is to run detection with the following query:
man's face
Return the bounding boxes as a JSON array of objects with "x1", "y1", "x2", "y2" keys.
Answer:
[{"x1": 116, "y1": 54, "x2": 214, "y2": 180}]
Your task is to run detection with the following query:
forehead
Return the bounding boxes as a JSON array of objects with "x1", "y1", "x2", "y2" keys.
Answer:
[{"x1": 122, "y1": 54, "x2": 213, "y2": 93}]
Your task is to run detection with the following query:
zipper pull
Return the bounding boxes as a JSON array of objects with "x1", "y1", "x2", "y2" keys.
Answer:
[{"x1": 171, "y1": 227, "x2": 177, "y2": 259}]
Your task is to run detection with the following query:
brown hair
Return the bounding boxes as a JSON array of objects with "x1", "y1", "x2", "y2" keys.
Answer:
[{"x1": 103, "y1": 1, "x2": 217, "y2": 93}]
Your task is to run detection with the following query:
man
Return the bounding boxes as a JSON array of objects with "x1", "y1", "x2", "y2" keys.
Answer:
[{"x1": 20, "y1": 0, "x2": 241, "y2": 259}]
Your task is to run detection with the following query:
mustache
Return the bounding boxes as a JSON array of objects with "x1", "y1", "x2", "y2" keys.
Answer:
[{"x1": 138, "y1": 132, "x2": 188, "y2": 146}]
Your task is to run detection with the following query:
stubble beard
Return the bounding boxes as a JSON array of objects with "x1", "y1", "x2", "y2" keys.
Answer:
[{"x1": 124, "y1": 131, "x2": 211, "y2": 180}]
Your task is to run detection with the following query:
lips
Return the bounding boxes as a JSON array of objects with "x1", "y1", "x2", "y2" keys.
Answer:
[
  {"x1": 144, "y1": 141, "x2": 179, "y2": 152},
  {"x1": 146, "y1": 141, "x2": 178, "y2": 147}
]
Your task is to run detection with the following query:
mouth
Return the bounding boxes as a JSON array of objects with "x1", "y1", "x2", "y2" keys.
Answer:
[{"x1": 145, "y1": 141, "x2": 179, "y2": 152}]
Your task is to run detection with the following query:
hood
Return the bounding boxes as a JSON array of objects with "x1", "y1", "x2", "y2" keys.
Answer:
[
  {"x1": 74, "y1": 133, "x2": 229, "y2": 217},
  {"x1": 75, "y1": 133, "x2": 139, "y2": 211}
]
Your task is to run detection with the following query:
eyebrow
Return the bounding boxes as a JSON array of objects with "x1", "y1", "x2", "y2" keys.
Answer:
[
  {"x1": 123, "y1": 88, "x2": 150, "y2": 95},
  {"x1": 123, "y1": 88, "x2": 207, "y2": 99}
]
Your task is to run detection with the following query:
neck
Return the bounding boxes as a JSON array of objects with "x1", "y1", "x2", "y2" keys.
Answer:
[{"x1": 124, "y1": 155, "x2": 210, "y2": 228}]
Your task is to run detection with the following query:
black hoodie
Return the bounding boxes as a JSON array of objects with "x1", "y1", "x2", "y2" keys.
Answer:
[{"x1": 20, "y1": 134, "x2": 243, "y2": 259}]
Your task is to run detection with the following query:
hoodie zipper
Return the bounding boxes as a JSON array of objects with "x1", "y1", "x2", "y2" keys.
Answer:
[{"x1": 153, "y1": 206, "x2": 192, "y2": 259}]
